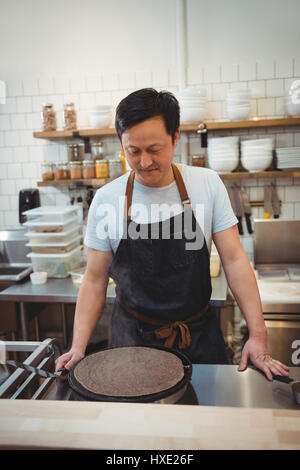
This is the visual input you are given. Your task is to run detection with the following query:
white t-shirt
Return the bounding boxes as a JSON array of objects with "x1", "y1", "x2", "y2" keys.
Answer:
[{"x1": 84, "y1": 164, "x2": 238, "y2": 254}]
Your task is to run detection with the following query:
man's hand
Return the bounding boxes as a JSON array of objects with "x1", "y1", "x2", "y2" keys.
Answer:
[
  {"x1": 238, "y1": 336, "x2": 290, "y2": 381},
  {"x1": 55, "y1": 349, "x2": 84, "y2": 374}
]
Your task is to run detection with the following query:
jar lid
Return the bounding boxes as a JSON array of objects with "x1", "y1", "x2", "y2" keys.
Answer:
[
  {"x1": 41, "y1": 162, "x2": 54, "y2": 167},
  {"x1": 69, "y1": 161, "x2": 82, "y2": 165},
  {"x1": 56, "y1": 161, "x2": 69, "y2": 166},
  {"x1": 64, "y1": 102, "x2": 75, "y2": 107},
  {"x1": 108, "y1": 159, "x2": 121, "y2": 163},
  {"x1": 82, "y1": 160, "x2": 95, "y2": 164},
  {"x1": 95, "y1": 159, "x2": 108, "y2": 163},
  {"x1": 42, "y1": 103, "x2": 53, "y2": 108}
]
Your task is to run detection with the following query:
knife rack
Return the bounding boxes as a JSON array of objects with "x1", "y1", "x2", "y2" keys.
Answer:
[{"x1": 250, "y1": 200, "x2": 282, "y2": 207}]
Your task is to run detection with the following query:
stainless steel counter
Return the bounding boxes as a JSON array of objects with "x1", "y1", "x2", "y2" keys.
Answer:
[
  {"x1": 49, "y1": 364, "x2": 300, "y2": 410},
  {"x1": 0, "y1": 267, "x2": 228, "y2": 344}
]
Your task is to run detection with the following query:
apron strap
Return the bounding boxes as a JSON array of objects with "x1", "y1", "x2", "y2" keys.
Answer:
[
  {"x1": 117, "y1": 298, "x2": 208, "y2": 349},
  {"x1": 125, "y1": 163, "x2": 192, "y2": 221}
]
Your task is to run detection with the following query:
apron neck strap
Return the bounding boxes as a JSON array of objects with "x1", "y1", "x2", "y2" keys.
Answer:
[{"x1": 125, "y1": 163, "x2": 191, "y2": 221}]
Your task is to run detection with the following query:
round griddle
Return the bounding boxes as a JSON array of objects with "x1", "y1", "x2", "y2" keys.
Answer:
[{"x1": 68, "y1": 345, "x2": 192, "y2": 403}]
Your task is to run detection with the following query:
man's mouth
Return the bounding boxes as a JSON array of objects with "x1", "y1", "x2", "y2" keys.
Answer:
[{"x1": 139, "y1": 168, "x2": 158, "y2": 173}]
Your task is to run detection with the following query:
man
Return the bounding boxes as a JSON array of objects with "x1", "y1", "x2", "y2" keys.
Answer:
[{"x1": 56, "y1": 88, "x2": 289, "y2": 381}]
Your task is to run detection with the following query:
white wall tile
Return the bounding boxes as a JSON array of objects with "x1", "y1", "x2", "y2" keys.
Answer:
[
  {"x1": 95, "y1": 91, "x2": 112, "y2": 106},
  {"x1": 203, "y1": 64, "x2": 221, "y2": 84},
  {"x1": 11, "y1": 114, "x2": 27, "y2": 130},
  {"x1": 248, "y1": 80, "x2": 265, "y2": 98},
  {"x1": 7, "y1": 80, "x2": 23, "y2": 97},
  {"x1": 19, "y1": 130, "x2": 35, "y2": 146},
  {"x1": 238, "y1": 61, "x2": 256, "y2": 81},
  {"x1": 266, "y1": 79, "x2": 284, "y2": 97},
  {"x1": 221, "y1": 63, "x2": 238, "y2": 82},
  {"x1": 39, "y1": 77, "x2": 55, "y2": 95},
  {"x1": 135, "y1": 70, "x2": 152, "y2": 89},
  {"x1": 4, "y1": 210, "x2": 18, "y2": 226},
  {"x1": 0, "y1": 165, "x2": 8, "y2": 180},
  {"x1": 54, "y1": 77, "x2": 70, "y2": 94},
  {"x1": 79, "y1": 92, "x2": 95, "y2": 110},
  {"x1": 285, "y1": 186, "x2": 300, "y2": 202},
  {"x1": 0, "y1": 179, "x2": 16, "y2": 195},
  {"x1": 0, "y1": 147, "x2": 13, "y2": 162},
  {"x1": 275, "y1": 58, "x2": 293, "y2": 78},
  {"x1": 28, "y1": 146, "x2": 44, "y2": 162},
  {"x1": 102, "y1": 73, "x2": 119, "y2": 91},
  {"x1": 23, "y1": 78, "x2": 39, "y2": 96},
  {"x1": 294, "y1": 58, "x2": 300, "y2": 77},
  {"x1": 86, "y1": 76, "x2": 102, "y2": 92},
  {"x1": 7, "y1": 163, "x2": 22, "y2": 179},
  {"x1": 119, "y1": 72, "x2": 136, "y2": 90},
  {"x1": 22, "y1": 162, "x2": 38, "y2": 179},
  {"x1": 187, "y1": 66, "x2": 203, "y2": 86},
  {"x1": 0, "y1": 131, "x2": 4, "y2": 147},
  {"x1": 294, "y1": 133, "x2": 300, "y2": 147},
  {"x1": 276, "y1": 133, "x2": 294, "y2": 147},
  {"x1": 152, "y1": 69, "x2": 169, "y2": 88},
  {"x1": 0, "y1": 195, "x2": 10, "y2": 209},
  {"x1": 206, "y1": 101, "x2": 222, "y2": 120},
  {"x1": 275, "y1": 97, "x2": 285, "y2": 116},
  {"x1": 4, "y1": 130, "x2": 20, "y2": 146},
  {"x1": 14, "y1": 146, "x2": 28, "y2": 163},
  {"x1": 294, "y1": 202, "x2": 300, "y2": 218},
  {"x1": 281, "y1": 202, "x2": 294, "y2": 219},
  {"x1": 26, "y1": 112, "x2": 41, "y2": 130},
  {"x1": 70, "y1": 77, "x2": 86, "y2": 94},
  {"x1": 257, "y1": 98, "x2": 275, "y2": 117},
  {"x1": 14, "y1": 178, "x2": 30, "y2": 193},
  {"x1": 212, "y1": 83, "x2": 228, "y2": 101},
  {"x1": 16, "y1": 96, "x2": 32, "y2": 113},
  {"x1": 168, "y1": 69, "x2": 178, "y2": 87},
  {"x1": 0, "y1": 115, "x2": 11, "y2": 131},
  {"x1": 1, "y1": 97, "x2": 17, "y2": 114},
  {"x1": 32, "y1": 95, "x2": 47, "y2": 113},
  {"x1": 257, "y1": 59, "x2": 275, "y2": 80}
]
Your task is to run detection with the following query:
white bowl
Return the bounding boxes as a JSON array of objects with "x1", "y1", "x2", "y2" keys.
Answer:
[
  {"x1": 180, "y1": 108, "x2": 206, "y2": 123},
  {"x1": 88, "y1": 105, "x2": 111, "y2": 113},
  {"x1": 241, "y1": 154, "x2": 273, "y2": 172},
  {"x1": 89, "y1": 114, "x2": 112, "y2": 129},
  {"x1": 285, "y1": 101, "x2": 300, "y2": 116},
  {"x1": 227, "y1": 107, "x2": 251, "y2": 121},
  {"x1": 30, "y1": 271, "x2": 47, "y2": 285},
  {"x1": 208, "y1": 158, "x2": 239, "y2": 172},
  {"x1": 178, "y1": 87, "x2": 207, "y2": 97}
]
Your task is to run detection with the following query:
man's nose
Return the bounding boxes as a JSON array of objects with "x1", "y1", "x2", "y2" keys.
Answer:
[{"x1": 140, "y1": 151, "x2": 153, "y2": 168}]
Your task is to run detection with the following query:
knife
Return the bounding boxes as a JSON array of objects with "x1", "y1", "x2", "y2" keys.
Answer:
[
  {"x1": 232, "y1": 184, "x2": 244, "y2": 235},
  {"x1": 240, "y1": 187, "x2": 253, "y2": 234},
  {"x1": 6, "y1": 360, "x2": 69, "y2": 380}
]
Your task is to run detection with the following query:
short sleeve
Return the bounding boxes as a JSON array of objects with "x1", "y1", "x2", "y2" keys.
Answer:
[
  {"x1": 212, "y1": 173, "x2": 238, "y2": 234},
  {"x1": 84, "y1": 190, "x2": 112, "y2": 252}
]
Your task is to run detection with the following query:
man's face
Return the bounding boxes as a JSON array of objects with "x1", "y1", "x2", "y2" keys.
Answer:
[{"x1": 121, "y1": 116, "x2": 179, "y2": 187}]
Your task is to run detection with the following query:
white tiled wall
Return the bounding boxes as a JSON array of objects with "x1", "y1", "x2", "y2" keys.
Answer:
[{"x1": 0, "y1": 57, "x2": 300, "y2": 228}]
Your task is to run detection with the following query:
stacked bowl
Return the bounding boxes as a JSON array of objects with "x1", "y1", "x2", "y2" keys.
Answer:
[
  {"x1": 226, "y1": 88, "x2": 251, "y2": 121},
  {"x1": 207, "y1": 136, "x2": 239, "y2": 173},
  {"x1": 285, "y1": 82, "x2": 300, "y2": 117},
  {"x1": 177, "y1": 87, "x2": 207, "y2": 124},
  {"x1": 88, "y1": 105, "x2": 112, "y2": 129},
  {"x1": 241, "y1": 138, "x2": 274, "y2": 172}
]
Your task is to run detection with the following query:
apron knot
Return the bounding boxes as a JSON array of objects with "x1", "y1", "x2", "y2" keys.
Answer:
[{"x1": 155, "y1": 321, "x2": 191, "y2": 349}]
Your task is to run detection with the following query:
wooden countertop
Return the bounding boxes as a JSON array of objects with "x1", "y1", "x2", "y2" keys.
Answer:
[{"x1": 0, "y1": 399, "x2": 299, "y2": 450}]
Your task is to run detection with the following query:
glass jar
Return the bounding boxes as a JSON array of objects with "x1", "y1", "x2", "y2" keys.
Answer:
[
  {"x1": 108, "y1": 159, "x2": 123, "y2": 179},
  {"x1": 95, "y1": 160, "x2": 109, "y2": 178},
  {"x1": 41, "y1": 162, "x2": 55, "y2": 181},
  {"x1": 192, "y1": 155, "x2": 206, "y2": 167},
  {"x1": 91, "y1": 141, "x2": 105, "y2": 161},
  {"x1": 55, "y1": 162, "x2": 70, "y2": 180},
  {"x1": 69, "y1": 161, "x2": 83, "y2": 180},
  {"x1": 63, "y1": 102, "x2": 77, "y2": 130},
  {"x1": 41, "y1": 104, "x2": 57, "y2": 131},
  {"x1": 67, "y1": 143, "x2": 84, "y2": 162},
  {"x1": 82, "y1": 160, "x2": 95, "y2": 179}
]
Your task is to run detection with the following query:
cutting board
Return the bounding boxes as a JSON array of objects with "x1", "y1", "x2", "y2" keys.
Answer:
[{"x1": 0, "y1": 399, "x2": 300, "y2": 450}]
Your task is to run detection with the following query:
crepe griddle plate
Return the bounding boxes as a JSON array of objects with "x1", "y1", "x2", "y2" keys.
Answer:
[{"x1": 68, "y1": 345, "x2": 192, "y2": 403}]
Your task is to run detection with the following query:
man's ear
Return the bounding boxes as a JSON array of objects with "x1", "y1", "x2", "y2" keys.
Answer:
[{"x1": 173, "y1": 130, "x2": 180, "y2": 148}]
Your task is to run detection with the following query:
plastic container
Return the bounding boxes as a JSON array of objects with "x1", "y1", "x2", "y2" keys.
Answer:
[
  {"x1": 25, "y1": 226, "x2": 81, "y2": 244},
  {"x1": 26, "y1": 235, "x2": 81, "y2": 254},
  {"x1": 82, "y1": 160, "x2": 95, "y2": 179},
  {"x1": 63, "y1": 102, "x2": 77, "y2": 130},
  {"x1": 56, "y1": 162, "x2": 70, "y2": 180},
  {"x1": 27, "y1": 246, "x2": 82, "y2": 278},
  {"x1": 95, "y1": 160, "x2": 109, "y2": 178},
  {"x1": 22, "y1": 205, "x2": 78, "y2": 222},
  {"x1": 41, "y1": 162, "x2": 55, "y2": 181},
  {"x1": 41, "y1": 103, "x2": 57, "y2": 131},
  {"x1": 23, "y1": 215, "x2": 78, "y2": 233},
  {"x1": 69, "y1": 161, "x2": 83, "y2": 179},
  {"x1": 30, "y1": 272, "x2": 48, "y2": 285}
]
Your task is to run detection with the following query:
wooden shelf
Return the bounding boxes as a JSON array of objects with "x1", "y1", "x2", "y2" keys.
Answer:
[
  {"x1": 37, "y1": 170, "x2": 300, "y2": 188},
  {"x1": 37, "y1": 178, "x2": 112, "y2": 187},
  {"x1": 219, "y1": 170, "x2": 300, "y2": 180},
  {"x1": 33, "y1": 118, "x2": 300, "y2": 141}
]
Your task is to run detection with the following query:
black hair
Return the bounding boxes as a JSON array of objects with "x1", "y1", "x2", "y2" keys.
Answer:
[{"x1": 115, "y1": 88, "x2": 180, "y2": 143}]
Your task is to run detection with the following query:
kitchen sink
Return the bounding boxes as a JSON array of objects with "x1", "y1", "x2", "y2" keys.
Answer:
[{"x1": 0, "y1": 263, "x2": 32, "y2": 282}]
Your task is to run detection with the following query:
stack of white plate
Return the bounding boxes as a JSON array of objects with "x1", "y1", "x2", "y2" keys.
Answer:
[
  {"x1": 207, "y1": 136, "x2": 239, "y2": 172},
  {"x1": 276, "y1": 147, "x2": 300, "y2": 170},
  {"x1": 88, "y1": 105, "x2": 112, "y2": 129},
  {"x1": 176, "y1": 87, "x2": 207, "y2": 124},
  {"x1": 22, "y1": 206, "x2": 82, "y2": 278},
  {"x1": 226, "y1": 88, "x2": 251, "y2": 121},
  {"x1": 241, "y1": 138, "x2": 274, "y2": 172}
]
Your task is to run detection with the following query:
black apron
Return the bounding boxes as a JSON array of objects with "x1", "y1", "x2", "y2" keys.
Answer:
[{"x1": 108, "y1": 164, "x2": 227, "y2": 364}]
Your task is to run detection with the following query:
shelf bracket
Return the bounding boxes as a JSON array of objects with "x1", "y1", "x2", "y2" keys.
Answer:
[{"x1": 72, "y1": 131, "x2": 91, "y2": 157}]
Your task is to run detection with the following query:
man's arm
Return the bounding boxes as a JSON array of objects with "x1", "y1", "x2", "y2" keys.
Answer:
[
  {"x1": 212, "y1": 224, "x2": 289, "y2": 380},
  {"x1": 55, "y1": 247, "x2": 113, "y2": 371}
]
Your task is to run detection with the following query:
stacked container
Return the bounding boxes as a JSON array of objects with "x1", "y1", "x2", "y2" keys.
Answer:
[{"x1": 22, "y1": 206, "x2": 82, "y2": 278}]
